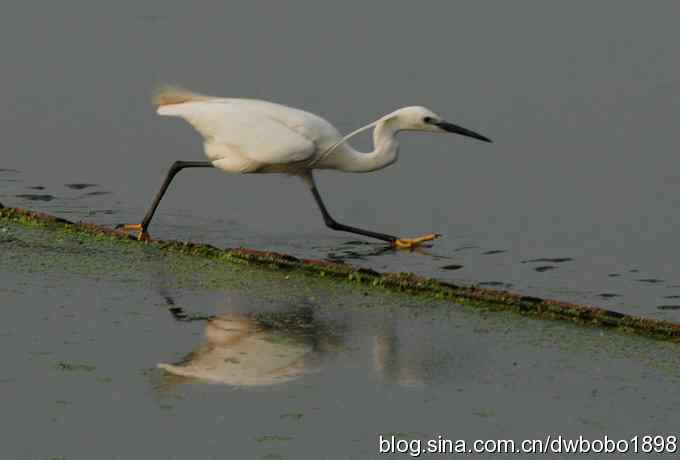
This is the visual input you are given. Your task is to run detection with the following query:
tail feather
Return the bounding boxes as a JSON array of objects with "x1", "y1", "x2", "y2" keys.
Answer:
[{"x1": 152, "y1": 84, "x2": 214, "y2": 109}]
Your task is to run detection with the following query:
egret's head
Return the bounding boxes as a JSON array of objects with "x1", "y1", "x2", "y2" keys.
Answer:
[{"x1": 387, "y1": 106, "x2": 492, "y2": 143}]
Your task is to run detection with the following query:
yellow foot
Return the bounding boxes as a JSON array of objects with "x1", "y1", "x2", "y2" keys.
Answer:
[
  {"x1": 392, "y1": 233, "x2": 441, "y2": 249},
  {"x1": 115, "y1": 223, "x2": 151, "y2": 242}
]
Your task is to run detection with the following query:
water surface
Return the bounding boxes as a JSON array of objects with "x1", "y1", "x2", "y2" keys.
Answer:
[
  {"x1": 2, "y1": 221, "x2": 679, "y2": 459},
  {"x1": 1, "y1": 1, "x2": 679, "y2": 317}
]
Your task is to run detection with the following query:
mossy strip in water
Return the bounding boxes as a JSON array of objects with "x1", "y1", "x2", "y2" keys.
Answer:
[{"x1": 2, "y1": 204, "x2": 680, "y2": 342}]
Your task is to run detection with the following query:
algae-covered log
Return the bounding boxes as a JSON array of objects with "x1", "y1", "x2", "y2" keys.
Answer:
[{"x1": 2, "y1": 204, "x2": 680, "y2": 342}]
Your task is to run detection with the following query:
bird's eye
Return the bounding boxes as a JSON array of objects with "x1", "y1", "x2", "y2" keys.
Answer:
[{"x1": 423, "y1": 116, "x2": 433, "y2": 124}]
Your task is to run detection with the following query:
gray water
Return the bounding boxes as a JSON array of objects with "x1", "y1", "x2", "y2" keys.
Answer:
[
  {"x1": 2, "y1": 7, "x2": 680, "y2": 459},
  {"x1": 2, "y1": 220, "x2": 680, "y2": 460},
  {"x1": 2, "y1": 2, "x2": 679, "y2": 318}
]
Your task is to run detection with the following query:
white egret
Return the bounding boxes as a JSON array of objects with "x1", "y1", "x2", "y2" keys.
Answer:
[
  {"x1": 158, "y1": 315, "x2": 317, "y2": 387},
  {"x1": 118, "y1": 85, "x2": 491, "y2": 248}
]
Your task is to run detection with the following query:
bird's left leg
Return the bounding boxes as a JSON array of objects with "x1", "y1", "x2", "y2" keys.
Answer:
[
  {"x1": 116, "y1": 160, "x2": 214, "y2": 241},
  {"x1": 301, "y1": 173, "x2": 440, "y2": 249}
]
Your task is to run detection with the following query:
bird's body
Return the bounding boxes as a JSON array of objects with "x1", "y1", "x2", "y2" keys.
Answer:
[
  {"x1": 154, "y1": 87, "x2": 406, "y2": 175},
  {"x1": 158, "y1": 96, "x2": 339, "y2": 174},
  {"x1": 118, "y1": 85, "x2": 491, "y2": 248}
]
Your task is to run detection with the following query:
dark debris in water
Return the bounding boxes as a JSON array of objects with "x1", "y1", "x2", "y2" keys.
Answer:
[
  {"x1": 534, "y1": 265, "x2": 557, "y2": 272},
  {"x1": 56, "y1": 361, "x2": 96, "y2": 372},
  {"x1": 657, "y1": 305, "x2": 680, "y2": 311},
  {"x1": 597, "y1": 293, "x2": 621, "y2": 299},
  {"x1": 482, "y1": 249, "x2": 506, "y2": 255},
  {"x1": 28, "y1": 186, "x2": 45, "y2": 190},
  {"x1": 65, "y1": 183, "x2": 97, "y2": 190},
  {"x1": 664, "y1": 295, "x2": 680, "y2": 299},
  {"x1": 522, "y1": 257, "x2": 573, "y2": 264},
  {"x1": 454, "y1": 245, "x2": 479, "y2": 252},
  {"x1": 86, "y1": 209, "x2": 117, "y2": 216},
  {"x1": 441, "y1": 264, "x2": 463, "y2": 271},
  {"x1": 637, "y1": 278, "x2": 664, "y2": 284},
  {"x1": 15, "y1": 194, "x2": 56, "y2": 202},
  {"x1": 479, "y1": 281, "x2": 513, "y2": 288},
  {"x1": 83, "y1": 191, "x2": 110, "y2": 196},
  {"x1": 608, "y1": 273, "x2": 621, "y2": 277},
  {"x1": 0, "y1": 168, "x2": 19, "y2": 173}
]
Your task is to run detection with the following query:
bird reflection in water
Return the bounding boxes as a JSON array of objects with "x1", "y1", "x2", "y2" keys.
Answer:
[
  {"x1": 372, "y1": 322, "x2": 446, "y2": 388},
  {"x1": 156, "y1": 297, "x2": 455, "y2": 390},
  {"x1": 157, "y1": 306, "x2": 343, "y2": 388}
]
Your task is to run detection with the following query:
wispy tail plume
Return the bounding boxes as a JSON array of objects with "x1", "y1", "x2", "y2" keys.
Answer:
[{"x1": 152, "y1": 84, "x2": 214, "y2": 108}]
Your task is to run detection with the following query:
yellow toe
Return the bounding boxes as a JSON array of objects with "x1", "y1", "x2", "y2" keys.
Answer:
[
  {"x1": 116, "y1": 223, "x2": 151, "y2": 242},
  {"x1": 393, "y1": 233, "x2": 441, "y2": 249}
]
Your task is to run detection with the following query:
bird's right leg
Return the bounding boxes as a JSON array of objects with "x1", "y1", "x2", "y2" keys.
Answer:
[
  {"x1": 302, "y1": 173, "x2": 440, "y2": 248},
  {"x1": 117, "y1": 160, "x2": 214, "y2": 241}
]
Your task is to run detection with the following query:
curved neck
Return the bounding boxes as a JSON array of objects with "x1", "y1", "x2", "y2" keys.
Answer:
[{"x1": 333, "y1": 118, "x2": 400, "y2": 173}]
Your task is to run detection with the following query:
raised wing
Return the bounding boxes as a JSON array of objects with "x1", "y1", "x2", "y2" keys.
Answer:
[{"x1": 158, "y1": 99, "x2": 318, "y2": 165}]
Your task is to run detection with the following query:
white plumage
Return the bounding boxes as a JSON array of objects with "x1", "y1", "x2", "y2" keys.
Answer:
[
  {"x1": 118, "y1": 85, "x2": 491, "y2": 248},
  {"x1": 157, "y1": 97, "x2": 335, "y2": 173}
]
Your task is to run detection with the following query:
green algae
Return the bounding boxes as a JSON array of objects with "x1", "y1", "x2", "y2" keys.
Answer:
[{"x1": 2, "y1": 205, "x2": 680, "y2": 342}]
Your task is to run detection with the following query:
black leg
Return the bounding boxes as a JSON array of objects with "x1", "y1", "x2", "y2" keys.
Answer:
[
  {"x1": 118, "y1": 161, "x2": 213, "y2": 236},
  {"x1": 304, "y1": 174, "x2": 397, "y2": 243}
]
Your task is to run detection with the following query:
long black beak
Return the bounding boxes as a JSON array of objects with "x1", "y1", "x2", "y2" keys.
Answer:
[{"x1": 436, "y1": 121, "x2": 492, "y2": 143}]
